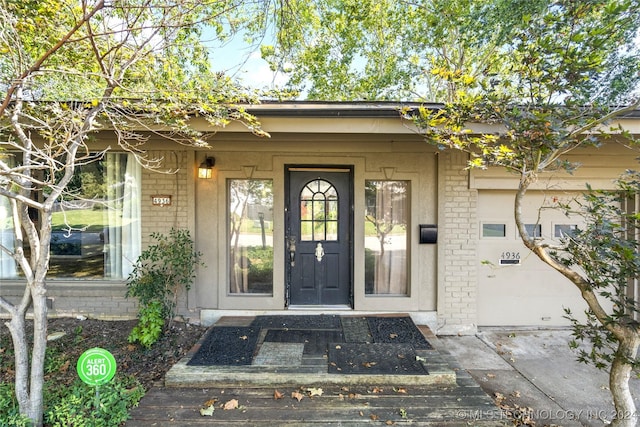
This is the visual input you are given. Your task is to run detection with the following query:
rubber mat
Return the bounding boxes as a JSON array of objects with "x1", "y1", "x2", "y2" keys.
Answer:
[
  {"x1": 328, "y1": 342, "x2": 428, "y2": 375},
  {"x1": 187, "y1": 326, "x2": 260, "y2": 366},
  {"x1": 367, "y1": 316, "x2": 433, "y2": 349},
  {"x1": 264, "y1": 329, "x2": 345, "y2": 356},
  {"x1": 251, "y1": 314, "x2": 342, "y2": 330}
]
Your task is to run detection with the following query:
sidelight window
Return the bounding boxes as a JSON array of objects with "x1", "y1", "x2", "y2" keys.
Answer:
[
  {"x1": 364, "y1": 180, "x2": 408, "y2": 295},
  {"x1": 228, "y1": 179, "x2": 273, "y2": 294}
]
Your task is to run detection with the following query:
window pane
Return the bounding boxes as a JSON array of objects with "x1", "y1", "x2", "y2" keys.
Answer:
[
  {"x1": 326, "y1": 221, "x2": 338, "y2": 241},
  {"x1": 300, "y1": 200, "x2": 312, "y2": 221},
  {"x1": 524, "y1": 224, "x2": 542, "y2": 238},
  {"x1": 482, "y1": 223, "x2": 506, "y2": 237},
  {"x1": 365, "y1": 180, "x2": 408, "y2": 295},
  {"x1": 228, "y1": 179, "x2": 273, "y2": 294},
  {"x1": 0, "y1": 153, "x2": 141, "y2": 279},
  {"x1": 555, "y1": 224, "x2": 577, "y2": 238},
  {"x1": 300, "y1": 179, "x2": 338, "y2": 242}
]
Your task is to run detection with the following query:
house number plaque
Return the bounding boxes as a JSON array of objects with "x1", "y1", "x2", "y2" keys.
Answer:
[
  {"x1": 499, "y1": 251, "x2": 521, "y2": 265},
  {"x1": 151, "y1": 195, "x2": 172, "y2": 207}
]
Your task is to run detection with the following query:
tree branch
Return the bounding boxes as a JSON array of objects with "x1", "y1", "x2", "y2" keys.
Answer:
[{"x1": 0, "y1": 0, "x2": 105, "y2": 117}]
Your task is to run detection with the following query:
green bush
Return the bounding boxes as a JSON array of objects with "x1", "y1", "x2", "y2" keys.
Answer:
[
  {"x1": 0, "y1": 375, "x2": 144, "y2": 427},
  {"x1": 127, "y1": 299, "x2": 165, "y2": 349},
  {"x1": 45, "y1": 376, "x2": 144, "y2": 427},
  {"x1": 126, "y1": 228, "x2": 203, "y2": 347},
  {"x1": 0, "y1": 383, "x2": 30, "y2": 427}
]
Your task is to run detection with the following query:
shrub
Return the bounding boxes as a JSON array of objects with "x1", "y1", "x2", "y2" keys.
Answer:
[
  {"x1": 126, "y1": 228, "x2": 203, "y2": 347},
  {"x1": 44, "y1": 376, "x2": 144, "y2": 427},
  {"x1": 0, "y1": 383, "x2": 30, "y2": 426},
  {"x1": 0, "y1": 376, "x2": 144, "y2": 427}
]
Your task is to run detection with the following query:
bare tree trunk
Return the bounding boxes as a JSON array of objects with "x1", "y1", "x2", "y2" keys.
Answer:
[
  {"x1": 6, "y1": 306, "x2": 30, "y2": 414},
  {"x1": 5, "y1": 285, "x2": 48, "y2": 427},
  {"x1": 27, "y1": 287, "x2": 48, "y2": 427},
  {"x1": 609, "y1": 333, "x2": 640, "y2": 427}
]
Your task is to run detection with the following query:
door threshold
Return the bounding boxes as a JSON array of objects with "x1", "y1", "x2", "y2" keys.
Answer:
[{"x1": 288, "y1": 305, "x2": 352, "y2": 311}]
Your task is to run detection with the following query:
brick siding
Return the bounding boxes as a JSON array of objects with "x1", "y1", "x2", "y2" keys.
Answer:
[{"x1": 438, "y1": 150, "x2": 478, "y2": 334}]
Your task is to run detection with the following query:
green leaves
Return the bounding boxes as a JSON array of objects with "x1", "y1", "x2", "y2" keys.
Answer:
[{"x1": 126, "y1": 228, "x2": 203, "y2": 347}]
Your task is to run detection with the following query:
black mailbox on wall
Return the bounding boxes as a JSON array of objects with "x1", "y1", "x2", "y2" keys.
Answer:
[{"x1": 419, "y1": 224, "x2": 437, "y2": 244}]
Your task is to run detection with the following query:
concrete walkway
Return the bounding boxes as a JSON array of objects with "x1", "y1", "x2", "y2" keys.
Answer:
[{"x1": 438, "y1": 328, "x2": 640, "y2": 427}]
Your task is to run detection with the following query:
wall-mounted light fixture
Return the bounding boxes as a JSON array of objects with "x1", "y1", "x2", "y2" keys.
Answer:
[{"x1": 198, "y1": 156, "x2": 215, "y2": 179}]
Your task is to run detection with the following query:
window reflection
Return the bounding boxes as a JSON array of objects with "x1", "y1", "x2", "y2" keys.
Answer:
[
  {"x1": 228, "y1": 179, "x2": 273, "y2": 294},
  {"x1": 365, "y1": 181, "x2": 408, "y2": 295},
  {"x1": 0, "y1": 153, "x2": 141, "y2": 279}
]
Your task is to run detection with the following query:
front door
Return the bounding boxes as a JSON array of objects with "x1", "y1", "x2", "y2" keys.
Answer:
[{"x1": 286, "y1": 166, "x2": 353, "y2": 306}]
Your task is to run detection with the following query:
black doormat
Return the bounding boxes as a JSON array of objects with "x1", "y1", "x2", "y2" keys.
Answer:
[
  {"x1": 252, "y1": 314, "x2": 342, "y2": 330},
  {"x1": 367, "y1": 316, "x2": 433, "y2": 349},
  {"x1": 328, "y1": 343, "x2": 428, "y2": 375},
  {"x1": 187, "y1": 326, "x2": 260, "y2": 366},
  {"x1": 341, "y1": 316, "x2": 373, "y2": 343},
  {"x1": 185, "y1": 315, "x2": 433, "y2": 368},
  {"x1": 264, "y1": 329, "x2": 345, "y2": 356}
]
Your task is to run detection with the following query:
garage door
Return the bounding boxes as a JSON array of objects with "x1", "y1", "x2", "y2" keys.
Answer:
[{"x1": 477, "y1": 190, "x2": 603, "y2": 326}]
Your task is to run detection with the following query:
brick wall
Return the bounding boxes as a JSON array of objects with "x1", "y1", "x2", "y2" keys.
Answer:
[
  {"x1": 141, "y1": 150, "x2": 192, "y2": 240},
  {"x1": 0, "y1": 285, "x2": 138, "y2": 320},
  {"x1": 140, "y1": 150, "x2": 195, "y2": 317},
  {"x1": 438, "y1": 150, "x2": 478, "y2": 334}
]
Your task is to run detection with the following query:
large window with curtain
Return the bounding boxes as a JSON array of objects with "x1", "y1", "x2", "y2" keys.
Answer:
[
  {"x1": 365, "y1": 180, "x2": 409, "y2": 295},
  {"x1": 0, "y1": 153, "x2": 141, "y2": 280}
]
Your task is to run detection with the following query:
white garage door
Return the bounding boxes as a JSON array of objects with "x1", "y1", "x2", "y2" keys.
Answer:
[{"x1": 477, "y1": 190, "x2": 605, "y2": 326}]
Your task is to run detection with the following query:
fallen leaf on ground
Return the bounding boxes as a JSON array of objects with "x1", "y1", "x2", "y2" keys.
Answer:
[
  {"x1": 385, "y1": 420, "x2": 395, "y2": 425},
  {"x1": 362, "y1": 361, "x2": 377, "y2": 368},
  {"x1": 203, "y1": 398, "x2": 218, "y2": 407},
  {"x1": 200, "y1": 405, "x2": 215, "y2": 416},
  {"x1": 394, "y1": 387, "x2": 408, "y2": 394},
  {"x1": 370, "y1": 414, "x2": 379, "y2": 421},
  {"x1": 240, "y1": 335, "x2": 248, "y2": 340},
  {"x1": 274, "y1": 390, "x2": 284, "y2": 400},
  {"x1": 371, "y1": 386, "x2": 383, "y2": 393},
  {"x1": 389, "y1": 333, "x2": 398, "y2": 339},
  {"x1": 307, "y1": 387, "x2": 323, "y2": 396},
  {"x1": 292, "y1": 391, "x2": 304, "y2": 401},
  {"x1": 223, "y1": 399, "x2": 239, "y2": 410}
]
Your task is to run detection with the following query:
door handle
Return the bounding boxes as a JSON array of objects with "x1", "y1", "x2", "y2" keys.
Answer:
[
  {"x1": 288, "y1": 236, "x2": 296, "y2": 267},
  {"x1": 315, "y1": 242, "x2": 324, "y2": 262}
]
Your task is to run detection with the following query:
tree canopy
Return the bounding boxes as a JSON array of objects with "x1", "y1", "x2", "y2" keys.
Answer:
[{"x1": 255, "y1": 0, "x2": 573, "y2": 101}]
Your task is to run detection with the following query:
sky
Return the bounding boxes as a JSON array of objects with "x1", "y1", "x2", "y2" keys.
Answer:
[{"x1": 205, "y1": 31, "x2": 289, "y2": 92}]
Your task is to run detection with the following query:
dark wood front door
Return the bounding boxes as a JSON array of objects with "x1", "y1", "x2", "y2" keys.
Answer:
[{"x1": 286, "y1": 166, "x2": 353, "y2": 306}]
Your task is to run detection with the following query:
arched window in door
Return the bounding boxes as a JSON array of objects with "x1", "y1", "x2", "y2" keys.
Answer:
[{"x1": 300, "y1": 179, "x2": 338, "y2": 241}]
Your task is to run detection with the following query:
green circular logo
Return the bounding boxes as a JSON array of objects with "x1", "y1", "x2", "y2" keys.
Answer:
[{"x1": 77, "y1": 348, "x2": 117, "y2": 386}]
